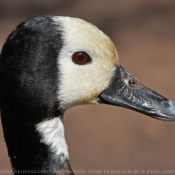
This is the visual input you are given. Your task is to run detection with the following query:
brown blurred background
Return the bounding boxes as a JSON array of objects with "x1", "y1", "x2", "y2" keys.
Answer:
[{"x1": 0, "y1": 0, "x2": 175, "y2": 174}]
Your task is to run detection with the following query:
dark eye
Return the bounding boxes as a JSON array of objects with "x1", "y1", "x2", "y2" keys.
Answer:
[{"x1": 72, "y1": 52, "x2": 91, "y2": 65}]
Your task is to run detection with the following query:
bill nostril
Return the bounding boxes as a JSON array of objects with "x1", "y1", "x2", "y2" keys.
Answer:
[
  {"x1": 128, "y1": 80, "x2": 137, "y2": 87},
  {"x1": 124, "y1": 79, "x2": 139, "y2": 88}
]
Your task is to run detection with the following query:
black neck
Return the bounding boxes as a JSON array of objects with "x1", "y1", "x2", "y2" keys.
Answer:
[
  {"x1": 1, "y1": 103, "x2": 74, "y2": 175},
  {"x1": 0, "y1": 16, "x2": 75, "y2": 175}
]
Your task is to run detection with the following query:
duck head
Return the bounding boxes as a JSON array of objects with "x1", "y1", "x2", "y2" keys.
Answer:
[
  {"x1": 56, "y1": 17, "x2": 175, "y2": 121},
  {"x1": 0, "y1": 16, "x2": 175, "y2": 174}
]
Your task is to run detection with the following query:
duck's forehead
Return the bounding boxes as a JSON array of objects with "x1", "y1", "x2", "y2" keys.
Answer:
[{"x1": 53, "y1": 16, "x2": 119, "y2": 65}]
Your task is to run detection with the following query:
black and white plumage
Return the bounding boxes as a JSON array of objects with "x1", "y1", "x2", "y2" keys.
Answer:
[{"x1": 0, "y1": 16, "x2": 175, "y2": 175}]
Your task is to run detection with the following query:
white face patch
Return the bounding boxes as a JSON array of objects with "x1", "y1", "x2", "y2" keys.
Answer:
[
  {"x1": 36, "y1": 118, "x2": 69, "y2": 162},
  {"x1": 53, "y1": 16, "x2": 119, "y2": 111}
]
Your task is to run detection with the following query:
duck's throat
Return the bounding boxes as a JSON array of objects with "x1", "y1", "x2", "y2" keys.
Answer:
[
  {"x1": 36, "y1": 117, "x2": 74, "y2": 175},
  {"x1": 2, "y1": 111, "x2": 74, "y2": 175}
]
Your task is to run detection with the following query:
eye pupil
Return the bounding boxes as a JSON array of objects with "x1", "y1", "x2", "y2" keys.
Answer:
[
  {"x1": 78, "y1": 54, "x2": 85, "y2": 60},
  {"x1": 72, "y1": 52, "x2": 91, "y2": 65}
]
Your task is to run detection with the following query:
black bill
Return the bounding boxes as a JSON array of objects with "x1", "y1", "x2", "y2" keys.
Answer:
[{"x1": 99, "y1": 66, "x2": 175, "y2": 121}]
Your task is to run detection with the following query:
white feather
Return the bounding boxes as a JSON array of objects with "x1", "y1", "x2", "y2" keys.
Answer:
[
  {"x1": 53, "y1": 16, "x2": 119, "y2": 111},
  {"x1": 36, "y1": 118, "x2": 69, "y2": 162}
]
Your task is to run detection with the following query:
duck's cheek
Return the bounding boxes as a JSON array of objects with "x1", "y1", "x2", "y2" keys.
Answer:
[
  {"x1": 83, "y1": 71, "x2": 116, "y2": 104},
  {"x1": 84, "y1": 92, "x2": 100, "y2": 104},
  {"x1": 84, "y1": 84, "x2": 108, "y2": 104},
  {"x1": 58, "y1": 59, "x2": 116, "y2": 109}
]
